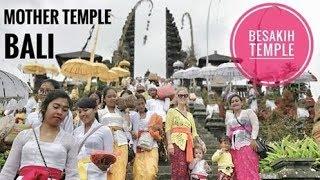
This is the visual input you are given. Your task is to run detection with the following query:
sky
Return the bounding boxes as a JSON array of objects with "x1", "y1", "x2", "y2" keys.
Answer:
[{"x1": 0, "y1": 0, "x2": 319, "y2": 98}]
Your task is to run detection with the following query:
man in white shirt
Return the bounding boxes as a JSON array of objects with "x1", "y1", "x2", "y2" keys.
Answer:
[{"x1": 146, "y1": 84, "x2": 170, "y2": 122}]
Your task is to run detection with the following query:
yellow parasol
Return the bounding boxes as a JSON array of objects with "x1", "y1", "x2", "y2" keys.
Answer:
[
  {"x1": 119, "y1": 60, "x2": 130, "y2": 67},
  {"x1": 22, "y1": 61, "x2": 46, "y2": 75},
  {"x1": 111, "y1": 67, "x2": 130, "y2": 78},
  {"x1": 61, "y1": 25, "x2": 103, "y2": 92},
  {"x1": 61, "y1": 58, "x2": 95, "y2": 80},
  {"x1": 61, "y1": 26, "x2": 108, "y2": 81},
  {"x1": 99, "y1": 70, "x2": 119, "y2": 82},
  {"x1": 92, "y1": 62, "x2": 109, "y2": 75},
  {"x1": 45, "y1": 64, "x2": 60, "y2": 76}
]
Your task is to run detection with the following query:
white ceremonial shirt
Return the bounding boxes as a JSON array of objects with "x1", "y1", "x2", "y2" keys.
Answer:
[
  {"x1": 0, "y1": 127, "x2": 79, "y2": 180},
  {"x1": 146, "y1": 98, "x2": 170, "y2": 122}
]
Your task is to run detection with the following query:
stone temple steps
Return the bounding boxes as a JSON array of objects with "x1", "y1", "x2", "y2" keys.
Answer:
[{"x1": 126, "y1": 105, "x2": 221, "y2": 179}]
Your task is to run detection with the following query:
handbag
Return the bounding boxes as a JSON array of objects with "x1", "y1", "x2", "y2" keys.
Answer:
[
  {"x1": 137, "y1": 132, "x2": 154, "y2": 150},
  {"x1": 233, "y1": 111, "x2": 268, "y2": 158}
]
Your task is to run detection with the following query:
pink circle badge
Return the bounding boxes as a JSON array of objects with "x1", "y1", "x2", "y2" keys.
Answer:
[{"x1": 230, "y1": 3, "x2": 313, "y2": 86}]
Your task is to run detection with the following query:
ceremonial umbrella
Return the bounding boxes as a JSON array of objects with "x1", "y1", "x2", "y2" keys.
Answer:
[
  {"x1": 119, "y1": 60, "x2": 131, "y2": 67},
  {"x1": 99, "y1": 70, "x2": 119, "y2": 82},
  {"x1": 61, "y1": 59, "x2": 108, "y2": 77},
  {"x1": 0, "y1": 69, "x2": 30, "y2": 110},
  {"x1": 61, "y1": 58, "x2": 95, "y2": 80},
  {"x1": 200, "y1": 64, "x2": 218, "y2": 91},
  {"x1": 183, "y1": 66, "x2": 201, "y2": 89},
  {"x1": 61, "y1": 25, "x2": 109, "y2": 91},
  {"x1": 200, "y1": 64, "x2": 217, "y2": 78},
  {"x1": 45, "y1": 64, "x2": 60, "y2": 77},
  {"x1": 92, "y1": 63, "x2": 109, "y2": 75},
  {"x1": 111, "y1": 67, "x2": 130, "y2": 78},
  {"x1": 172, "y1": 69, "x2": 185, "y2": 79},
  {"x1": 214, "y1": 62, "x2": 244, "y2": 82},
  {"x1": 22, "y1": 60, "x2": 46, "y2": 75},
  {"x1": 294, "y1": 71, "x2": 317, "y2": 83},
  {"x1": 184, "y1": 66, "x2": 201, "y2": 79},
  {"x1": 173, "y1": 60, "x2": 184, "y2": 69}
]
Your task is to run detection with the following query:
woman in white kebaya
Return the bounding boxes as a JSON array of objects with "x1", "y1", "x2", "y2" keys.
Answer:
[
  {"x1": 132, "y1": 94, "x2": 159, "y2": 180},
  {"x1": 98, "y1": 87, "x2": 131, "y2": 180},
  {"x1": 73, "y1": 97, "x2": 114, "y2": 180},
  {"x1": 25, "y1": 79, "x2": 74, "y2": 133},
  {"x1": 0, "y1": 90, "x2": 78, "y2": 180}
]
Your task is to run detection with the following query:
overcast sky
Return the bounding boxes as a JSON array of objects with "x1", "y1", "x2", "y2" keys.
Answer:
[{"x1": 0, "y1": 0, "x2": 319, "y2": 98}]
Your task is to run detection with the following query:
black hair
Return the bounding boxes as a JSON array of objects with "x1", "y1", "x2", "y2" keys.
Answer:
[
  {"x1": 102, "y1": 86, "x2": 117, "y2": 98},
  {"x1": 88, "y1": 90, "x2": 102, "y2": 103},
  {"x1": 77, "y1": 97, "x2": 97, "y2": 109},
  {"x1": 120, "y1": 89, "x2": 133, "y2": 97},
  {"x1": 101, "y1": 86, "x2": 117, "y2": 108},
  {"x1": 135, "y1": 94, "x2": 146, "y2": 103},
  {"x1": 228, "y1": 93, "x2": 242, "y2": 105},
  {"x1": 77, "y1": 97, "x2": 99, "y2": 122},
  {"x1": 40, "y1": 90, "x2": 72, "y2": 121},
  {"x1": 15, "y1": 107, "x2": 26, "y2": 114},
  {"x1": 14, "y1": 107, "x2": 26, "y2": 117},
  {"x1": 218, "y1": 136, "x2": 231, "y2": 144},
  {"x1": 135, "y1": 94, "x2": 147, "y2": 112},
  {"x1": 41, "y1": 79, "x2": 61, "y2": 90}
]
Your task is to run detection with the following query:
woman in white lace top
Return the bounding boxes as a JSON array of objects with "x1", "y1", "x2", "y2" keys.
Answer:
[
  {"x1": 25, "y1": 79, "x2": 74, "y2": 133},
  {"x1": 0, "y1": 90, "x2": 79, "y2": 180},
  {"x1": 132, "y1": 94, "x2": 159, "y2": 179},
  {"x1": 98, "y1": 87, "x2": 131, "y2": 180},
  {"x1": 74, "y1": 97, "x2": 113, "y2": 180},
  {"x1": 225, "y1": 93, "x2": 260, "y2": 180}
]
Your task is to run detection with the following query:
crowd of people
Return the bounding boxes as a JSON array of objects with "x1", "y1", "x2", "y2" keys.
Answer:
[{"x1": 0, "y1": 75, "x2": 319, "y2": 180}]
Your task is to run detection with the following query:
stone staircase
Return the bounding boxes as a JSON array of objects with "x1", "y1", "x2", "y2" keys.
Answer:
[
  {"x1": 126, "y1": 104, "x2": 221, "y2": 179},
  {"x1": 126, "y1": 104, "x2": 320, "y2": 180}
]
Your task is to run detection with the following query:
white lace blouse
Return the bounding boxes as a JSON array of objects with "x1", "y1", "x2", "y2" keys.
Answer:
[
  {"x1": 73, "y1": 120, "x2": 114, "y2": 159},
  {"x1": 225, "y1": 109, "x2": 259, "y2": 150},
  {"x1": 146, "y1": 98, "x2": 170, "y2": 122},
  {"x1": 132, "y1": 111, "x2": 158, "y2": 152},
  {"x1": 98, "y1": 108, "x2": 131, "y2": 146},
  {"x1": 0, "y1": 127, "x2": 79, "y2": 180}
]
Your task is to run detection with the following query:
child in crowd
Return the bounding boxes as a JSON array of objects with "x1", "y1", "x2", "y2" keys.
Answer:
[
  {"x1": 189, "y1": 144, "x2": 211, "y2": 180},
  {"x1": 14, "y1": 108, "x2": 26, "y2": 124},
  {"x1": 211, "y1": 136, "x2": 234, "y2": 180}
]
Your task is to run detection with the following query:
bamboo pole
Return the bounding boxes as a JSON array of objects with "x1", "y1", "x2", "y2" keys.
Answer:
[{"x1": 85, "y1": 25, "x2": 100, "y2": 92}]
